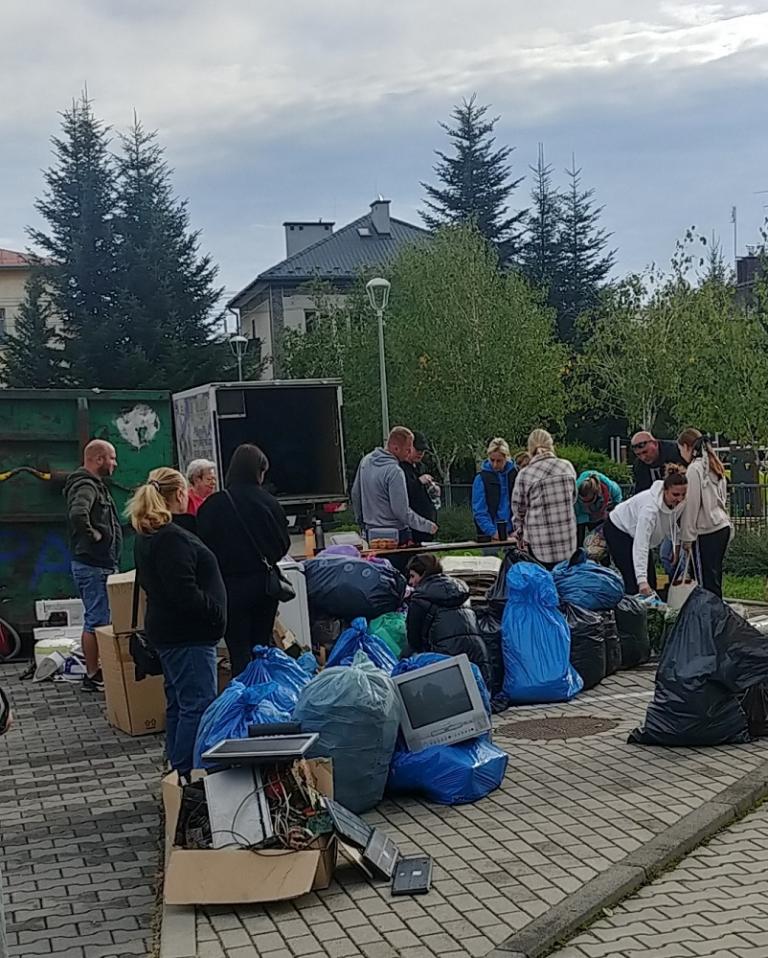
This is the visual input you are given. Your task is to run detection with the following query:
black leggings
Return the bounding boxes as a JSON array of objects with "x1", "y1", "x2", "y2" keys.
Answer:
[
  {"x1": 224, "y1": 576, "x2": 279, "y2": 679},
  {"x1": 695, "y1": 527, "x2": 731, "y2": 599},
  {"x1": 603, "y1": 517, "x2": 639, "y2": 594}
]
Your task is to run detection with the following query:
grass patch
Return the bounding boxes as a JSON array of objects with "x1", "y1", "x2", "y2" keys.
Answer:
[{"x1": 723, "y1": 574, "x2": 767, "y2": 602}]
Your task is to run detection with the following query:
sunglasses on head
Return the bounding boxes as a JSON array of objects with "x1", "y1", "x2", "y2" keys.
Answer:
[{"x1": 632, "y1": 440, "x2": 650, "y2": 452}]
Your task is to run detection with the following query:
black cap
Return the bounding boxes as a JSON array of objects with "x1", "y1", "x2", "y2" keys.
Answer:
[{"x1": 413, "y1": 432, "x2": 429, "y2": 451}]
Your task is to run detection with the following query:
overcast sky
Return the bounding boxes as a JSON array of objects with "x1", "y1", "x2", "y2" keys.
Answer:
[{"x1": 2, "y1": 1, "x2": 767, "y2": 310}]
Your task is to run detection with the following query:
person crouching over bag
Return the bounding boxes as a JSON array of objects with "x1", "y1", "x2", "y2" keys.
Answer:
[
  {"x1": 127, "y1": 468, "x2": 226, "y2": 781},
  {"x1": 404, "y1": 554, "x2": 490, "y2": 690}
]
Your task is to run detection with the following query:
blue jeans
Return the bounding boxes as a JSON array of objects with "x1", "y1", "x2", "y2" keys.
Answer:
[
  {"x1": 71, "y1": 560, "x2": 113, "y2": 632},
  {"x1": 156, "y1": 644, "x2": 217, "y2": 776}
]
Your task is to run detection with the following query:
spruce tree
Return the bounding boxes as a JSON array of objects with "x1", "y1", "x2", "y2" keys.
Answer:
[
  {"x1": 421, "y1": 95, "x2": 525, "y2": 257},
  {"x1": 112, "y1": 118, "x2": 224, "y2": 390},
  {"x1": 2, "y1": 269, "x2": 67, "y2": 387},
  {"x1": 553, "y1": 158, "x2": 615, "y2": 343},
  {"x1": 520, "y1": 144, "x2": 562, "y2": 294},
  {"x1": 28, "y1": 94, "x2": 123, "y2": 385}
]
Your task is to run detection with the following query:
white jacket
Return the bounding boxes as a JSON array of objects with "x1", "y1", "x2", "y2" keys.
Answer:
[
  {"x1": 680, "y1": 458, "x2": 731, "y2": 543},
  {"x1": 610, "y1": 480, "x2": 686, "y2": 585}
]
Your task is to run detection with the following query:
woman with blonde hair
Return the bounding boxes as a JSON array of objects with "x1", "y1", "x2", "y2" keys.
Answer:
[
  {"x1": 512, "y1": 429, "x2": 577, "y2": 568},
  {"x1": 127, "y1": 468, "x2": 226, "y2": 779},
  {"x1": 677, "y1": 429, "x2": 732, "y2": 597},
  {"x1": 472, "y1": 437, "x2": 518, "y2": 540}
]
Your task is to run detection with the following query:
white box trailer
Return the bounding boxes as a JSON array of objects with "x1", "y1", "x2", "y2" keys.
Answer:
[{"x1": 172, "y1": 380, "x2": 346, "y2": 510}]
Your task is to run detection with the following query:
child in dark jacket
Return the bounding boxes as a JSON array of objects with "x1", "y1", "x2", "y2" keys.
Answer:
[{"x1": 404, "y1": 554, "x2": 490, "y2": 689}]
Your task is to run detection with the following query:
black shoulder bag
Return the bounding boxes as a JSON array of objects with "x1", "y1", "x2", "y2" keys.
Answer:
[
  {"x1": 224, "y1": 491, "x2": 296, "y2": 603},
  {"x1": 129, "y1": 573, "x2": 163, "y2": 680}
]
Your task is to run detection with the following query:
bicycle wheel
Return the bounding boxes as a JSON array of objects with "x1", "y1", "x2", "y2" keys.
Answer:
[{"x1": 0, "y1": 617, "x2": 22, "y2": 662}]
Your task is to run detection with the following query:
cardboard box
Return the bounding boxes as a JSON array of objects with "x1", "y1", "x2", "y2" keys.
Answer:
[
  {"x1": 162, "y1": 759, "x2": 336, "y2": 905},
  {"x1": 96, "y1": 626, "x2": 165, "y2": 736},
  {"x1": 107, "y1": 570, "x2": 146, "y2": 634}
]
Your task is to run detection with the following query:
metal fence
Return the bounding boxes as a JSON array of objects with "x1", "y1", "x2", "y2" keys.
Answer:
[{"x1": 444, "y1": 483, "x2": 768, "y2": 533}]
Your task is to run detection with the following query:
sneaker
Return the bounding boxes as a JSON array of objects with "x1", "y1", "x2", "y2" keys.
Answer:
[{"x1": 82, "y1": 670, "x2": 105, "y2": 693}]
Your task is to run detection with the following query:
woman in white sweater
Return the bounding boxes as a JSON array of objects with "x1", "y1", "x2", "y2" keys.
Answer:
[
  {"x1": 603, "y1": 473, "x2": 688, "y2": 596},
  {"x1": 678, "y1": 429, "x2": 732, "y2": 598}
]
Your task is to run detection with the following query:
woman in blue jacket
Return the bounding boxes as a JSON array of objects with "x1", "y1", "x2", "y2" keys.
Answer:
[
  {"x1": 575, "y1": 470, "x2": 622, "y2": 545},
  {"x1": 472, "y1": 438, "x2": 518, "y2": 539}
]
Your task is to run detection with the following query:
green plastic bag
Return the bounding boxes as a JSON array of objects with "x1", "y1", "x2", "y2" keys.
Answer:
[{"x1": 369, "y1": 612, "x2": 407, "y2": 657}]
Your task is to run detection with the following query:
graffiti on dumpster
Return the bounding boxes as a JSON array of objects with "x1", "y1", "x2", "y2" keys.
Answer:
[
  {"x1": 115, "y1": 403, "x2": 160, "y2": 450},
  {"x1": 0, "y1": 529, "x2": 71, "y2": 592}
]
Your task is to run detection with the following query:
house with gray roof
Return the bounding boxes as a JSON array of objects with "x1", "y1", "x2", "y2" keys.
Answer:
[{"x1": 228, "y1": 198, "x2": 429, "y2": 376}]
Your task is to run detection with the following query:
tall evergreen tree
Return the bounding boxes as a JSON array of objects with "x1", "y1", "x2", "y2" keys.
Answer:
[
  {"x1": 520, "y1": 144, "x2": 562, "y2": 294},
  {"x1": 552, "y1": 158, "x2": 615, "y2": 343},
  {"x1": 28, "y1": 94, "x2": 123, "y2": 385},
  {"x1": 2, "y1": 269, "x2": 66, "y2": 387},
  {"x1": 421, "y1": 95, "x2": 525, "y2": 257},
  {"x1": 112, "y1": 118, "x2": 224, "y2": 390}
]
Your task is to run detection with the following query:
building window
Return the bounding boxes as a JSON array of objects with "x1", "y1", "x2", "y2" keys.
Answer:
[
  {"x1": 0, "y1": 308, "x2": 6, "y2": 340},
  {"x1": 304, "y1": 309, "x2": 319, "y2": 332}
]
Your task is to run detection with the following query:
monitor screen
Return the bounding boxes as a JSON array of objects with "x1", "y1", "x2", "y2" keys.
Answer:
[{"x1": 397, "y1": 665, "x2": 473, "y2": 729}]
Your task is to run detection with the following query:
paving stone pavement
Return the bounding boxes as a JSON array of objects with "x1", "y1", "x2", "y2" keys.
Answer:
[
  {"x1": 548, "y1": 799, "x2": 768, "y2": 958},
  {"x1": 192, "y1": 668, "x2": 768, "y2": 958},
  {"x1": 0, "y1": 662, "x2": 164, "y2": 958}
]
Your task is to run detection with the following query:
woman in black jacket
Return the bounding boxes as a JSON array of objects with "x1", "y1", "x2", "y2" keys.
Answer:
[
  {"x1": 128, "y1": 468, "x2": 226, "y2": 779},
  {"x1": 404, "y1": 554, "x2": 490, "y2": 688},
  {"x1": 197, "y1": 444, "x2": 291, "y2": 679}
]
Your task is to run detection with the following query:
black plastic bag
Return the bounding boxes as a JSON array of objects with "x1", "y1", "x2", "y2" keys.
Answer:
[
  {"x1": 485, "y1": 548, "x2": 531, "y2": 606},
  {"x1": 630, "y1": 588, "x2": 768, "y2": 747},
  {"x1": 741, "y1": 684, "x2": 768, "y2": 738},
  {"x1": 604, "y1": 614, "x2": 622, "y2": 676},
  {"x1": 305, "y1": 556, "x2": 406, "y2": 621},
  {"x1": 563, "y1": 604, "x2": 608, "y2": 691},
  {"x1": 614, "y1": 597, "x2": 651, "y2": 669},
  {"x1": 476, "y1": 603, "x2": 505, "y2": 696}
]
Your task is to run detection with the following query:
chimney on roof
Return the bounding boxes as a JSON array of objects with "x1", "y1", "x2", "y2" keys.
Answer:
[
  {"x1": 283, "y1": 220, "x2": 334, "y2": 257},
  {"x1": 370, "y1": 197, "x2": 391, "y2": 236}
]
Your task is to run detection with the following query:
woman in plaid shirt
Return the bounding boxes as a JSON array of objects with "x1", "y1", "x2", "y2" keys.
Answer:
[{"x1": 512, "y1": 430, "x2": 577, "y2": 568}]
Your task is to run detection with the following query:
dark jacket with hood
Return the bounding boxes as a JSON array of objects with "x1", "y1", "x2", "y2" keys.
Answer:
[
  {"x1": 64, "y1": 468, "x2": 122, "y2": 569},
  {"x1": 405, "y1": 573, "x2": 490, "y2": 686},
  {"x1": 472, "y1": 459, "x2": 517, "y2": 537}
]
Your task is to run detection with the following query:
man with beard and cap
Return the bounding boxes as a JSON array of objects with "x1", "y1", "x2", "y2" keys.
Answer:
[{"x1": 400, "y1": 432, "x2": 441, "y2": 544}]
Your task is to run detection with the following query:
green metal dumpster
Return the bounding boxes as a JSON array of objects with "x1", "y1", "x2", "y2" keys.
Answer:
[{"x1": 0, "y1": 389, "x2": 173, "y2": 637}]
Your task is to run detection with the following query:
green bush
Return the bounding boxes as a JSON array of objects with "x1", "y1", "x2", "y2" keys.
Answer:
[
  {"x1": 557, "y1": 443, "x2": 631, "y2": 485},
  {"x1": 724, "y1": 531, "x2": 768, "y2": 578},
  {"x1": 436, "y1": 505, "x2": 476, "y2": 542},
  {"x1": 723, "y1": 574, "x2": 767, "y2": 602}
]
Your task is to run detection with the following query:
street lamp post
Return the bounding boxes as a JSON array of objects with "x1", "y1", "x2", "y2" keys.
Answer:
[
  {"x1": 229, "y1": 334, "x2": 249, "y2": 382},
  {"x1": 366, "y1": 277, "x2": 391, "y2": 443}
]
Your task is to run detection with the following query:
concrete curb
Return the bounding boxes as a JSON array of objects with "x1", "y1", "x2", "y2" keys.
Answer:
[
  {"x1": 159, "y1": 904, "x2": 196, "y2": 958},
  {"x1": 488, "y1": 760, "x2": 768, "y2": 958}
]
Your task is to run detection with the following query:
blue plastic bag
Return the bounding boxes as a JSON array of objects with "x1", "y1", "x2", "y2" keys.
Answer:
[
  {"x1": 502, "y1": 563, "x2": 583, "y2": 703},
  {"x1": 387, "y1": 736, "x2": 508, "y2": 805},
  {"x1": 326, "y1": 617, "x2": 397, "y2": 674},
  {"x1": 552, "y1": 549, "x2": 624, "y2": 611},
  {"x1": 294, "y1": 651, "x2": 400, "y2": 812},
  {"x1": 385, "y1": 653, "x2": 506, "y2": 805},
  {"x1": 193, "y1": 680, "x2": 291, "y2": 768},
  {"x1": 237, "y1": 646, "x2": 311, "y2": 707}
]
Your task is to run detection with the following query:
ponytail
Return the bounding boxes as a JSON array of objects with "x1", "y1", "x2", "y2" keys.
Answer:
[
  {"x1": 126, "y1": 467, "x2": 187, "y2": 535},
  {"x1": 678, "y1": 428, "x2": 725, "y2": 480}
]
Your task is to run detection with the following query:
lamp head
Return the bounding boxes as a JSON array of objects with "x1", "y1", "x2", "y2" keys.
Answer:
[{"x1": 366, "y1": 277, "x2": 391, "y2": 312}]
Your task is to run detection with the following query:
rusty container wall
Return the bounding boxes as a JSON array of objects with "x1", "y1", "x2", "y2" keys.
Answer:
[{"x1": 0, "y1": 389, "x2": 172, "y2": 635}]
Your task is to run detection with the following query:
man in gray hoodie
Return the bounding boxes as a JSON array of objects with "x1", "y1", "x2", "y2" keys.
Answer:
[{"x1": 351, "y1": 427, "x2": 438, "y2": 543}]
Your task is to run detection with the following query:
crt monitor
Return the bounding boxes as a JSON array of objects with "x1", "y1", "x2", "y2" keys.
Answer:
[{"x1": 391, "y1": 654, "x2": 490, "y2": 752}]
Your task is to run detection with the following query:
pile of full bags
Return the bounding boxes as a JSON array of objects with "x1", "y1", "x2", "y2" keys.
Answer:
[
  {"x1": 294, "y1": 650, "x2": 400, "y2": 812},
  {"x1": 387, "y1": 652, "x2": 508, "y2": 805},
  {"x1": 630, "y1": 588, "x2": 768, "y2": 746},
  {"x1": 501, "y1": 563, "x2": 583, "y2": 704}
]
